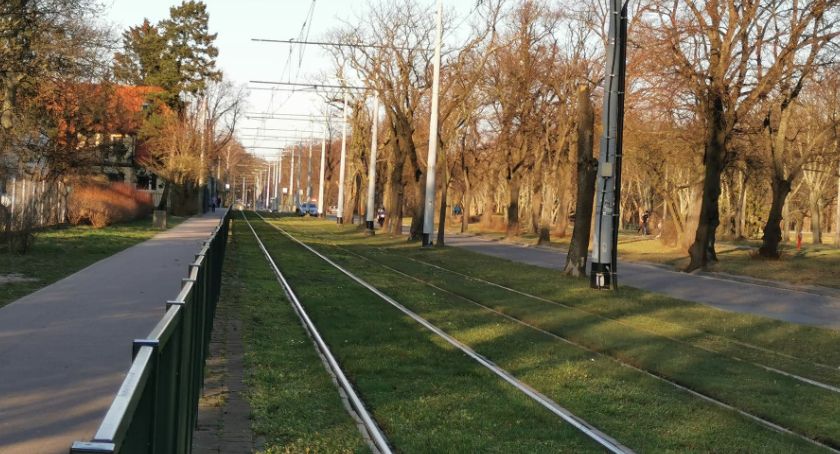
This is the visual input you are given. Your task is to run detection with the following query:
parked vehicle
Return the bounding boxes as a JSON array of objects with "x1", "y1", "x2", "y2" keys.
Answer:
[{"x1": 297, "y1": 202, "x2": 318, "y2": 216}]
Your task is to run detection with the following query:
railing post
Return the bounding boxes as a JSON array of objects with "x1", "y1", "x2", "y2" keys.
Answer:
[{"x1": 131, "y1": 340, "x2": 160, "y2": 453}]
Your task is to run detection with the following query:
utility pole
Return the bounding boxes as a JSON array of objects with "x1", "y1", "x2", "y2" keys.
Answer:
[
  {"x1": 590, "y1": 0, "x2": 628, "y2": 290},
  {"x1": 336, "y1": 92, "x2": 349, "y2": 223},
  {"x1": 266, "y1": 163, "x2": 272, "y2": 210},
  {"x1": 289, "y1": 149, "x2": 296, "y2": 210},
  {"x1": 318, "y1": 122, "x2": 327, "y2": 217},
  {"x1": 296, "y1": 144, "x2": 302, "y2": 207},
  {"x1": 255, "y1": 171, "x2": 260, "y2": 209},
  {"x1": 365, "y1": 96, "x2": 380, "y2": 234},
  {"x1": 242, "y1": 175, "x2": 246, "y2": 207},
  {"x1": 276, "y1": 154, "x2": 284, "y2": 210},
  {"x1": 422, "y1": 0, "x2": 444, "y2": 247},
  {"x1": 307, "y1": 134, "x2": 313, "y2": 203},
  {"x1": 272, "y1": 158, "x2": 283, "y2": 211}
]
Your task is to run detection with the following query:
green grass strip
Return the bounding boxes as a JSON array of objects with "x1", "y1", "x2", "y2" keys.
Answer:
[
  {"x1": 228, "y1": 218, "x2": 370, "y2": 452},
  {"x1": 417, "y1": 239, "x2": 840, "y2": 369},
  {"x1": 268, "y1": 216, "x2": 831, "y2": 452},
  {"x1": 243, "y1": 213, "x2": 604, "y2": 453},
  {"x1": 347, "y1": 245, "x2": 840, "y2": 448}
]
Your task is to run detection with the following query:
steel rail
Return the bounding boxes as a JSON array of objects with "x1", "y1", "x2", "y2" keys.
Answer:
[
  {"x1": 402, "y1": 255, "x2": 840, "y2": 392},
  {"x1": 239, "y1": 212, "x2": 392, "y2": 454},
  {"x1": 327, "y1": 244, "x2": 840, "y2": 453},
  {"x1": 253, "y1": 212, "x2": 633, "y2": 454}
]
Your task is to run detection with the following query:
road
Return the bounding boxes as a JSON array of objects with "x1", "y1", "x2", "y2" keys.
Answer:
[{"x1": 446, "y1": 235, "x2": 840, "y2": 330}]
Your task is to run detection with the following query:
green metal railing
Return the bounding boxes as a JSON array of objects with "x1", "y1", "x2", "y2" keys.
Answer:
[{"x1": 70, "y1": 210, "x2": 231, "y2": 454}]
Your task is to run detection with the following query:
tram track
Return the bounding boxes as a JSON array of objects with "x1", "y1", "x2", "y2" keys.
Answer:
[
  {"x1": 397, "y1": 256, "x2": 840, "y2": 393},
  {"x1": 404, "y1": 254, "x2": 840, "y2": 377},
  {"x1": 250, "y1": 212, "x2": 633, "y2": 454},
  {"x1": 255, "y1": 212, "x2": 840, "y2": 452},
  {"x1": 327, "y1": 242, "x2": 840, "y2": 453},
  {"x1": 240, "y1": 212, "x2": 393, "y2": 454}
]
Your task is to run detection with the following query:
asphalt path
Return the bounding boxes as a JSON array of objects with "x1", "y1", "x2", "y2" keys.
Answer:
[
  {"x1": 445, "y1": 235, "x2": 840, "y2": 330},
  {"x1": 0, "y1": 210, "x2": 226, "y2": 454}
]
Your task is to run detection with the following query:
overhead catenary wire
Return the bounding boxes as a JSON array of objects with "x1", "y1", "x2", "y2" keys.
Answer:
[
  {"x1": 250, "y1": 80, "x2": 368, "y2": 91},
  {"x1": 252, "y1": 37, "x2": 431, "y2": 52},
  {"x1": 241, "y1": 127, "x2": 321, "y2": 133}
]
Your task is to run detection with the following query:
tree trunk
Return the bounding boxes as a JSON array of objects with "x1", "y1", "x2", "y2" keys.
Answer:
[
  {"x1": 686, "y1": 101, "x2": 726, "y2": 271},
  {"x1": 404, "y1": 125, "x2": 424, "y2": 241},
  {"x1": 735, "y1": 170, "x2": 747, "y2": 239},
  {"x1": 758, "y1": 176, "x2": 791, "y2": 258},
  {"x1": 384, "y1": 140, "x2": 406, "y2": 235},
  {"x1": 531, "y1": 181, "x2": 546, "y2": 243},
  {"x1": 436, "y1": 143, "x2": 449, "y2": 247},
  {"x1": 506, "y1": 175, "x2": 522, "y2": 238},
  {"x1": 461, "y1": 172, "x2": 471, "y2": 233},
  {"x1": 835, "y1": 174, "x2": 840, "y2": 248},
  {"x1": 782, "y1": 198, "x2": 790, "y2": 243},
  {"x1": 564, "y1": 85, "x2": 597, "y2": 277},
  {"x1": 810, "y1": 191, "x2": 823, "y2": 244},
  {"x1": 157, "y1": 181, "x2": 170, "y2": 211},
  {"x1": 408, "y1": 166, "x2": 424, "y2": 241}
]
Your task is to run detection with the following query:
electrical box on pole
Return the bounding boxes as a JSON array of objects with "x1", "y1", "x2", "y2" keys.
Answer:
[{"x1": 590, "y1": 0, "x2": 628, "y2": 290}]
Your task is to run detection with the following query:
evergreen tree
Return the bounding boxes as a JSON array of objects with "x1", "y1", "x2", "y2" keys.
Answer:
[{"x1": 113, "y1": 1, "x2": 220, "y2": 112}]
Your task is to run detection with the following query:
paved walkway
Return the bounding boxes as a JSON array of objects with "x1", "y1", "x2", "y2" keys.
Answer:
[
  {"x1": 0, "y1": 210, "x2": 226, "y2": 454},
  {"x1": 446, "y1": 235, "x2": 840, "y2": 330}
]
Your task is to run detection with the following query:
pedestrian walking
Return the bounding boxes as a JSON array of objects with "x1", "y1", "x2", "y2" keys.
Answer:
[
  {"x1": 639, "y1": 210, "x2": 650, "y2": 236},
  {"x1": 377, "y1": 207, "x2": 386, "y2": 227}
]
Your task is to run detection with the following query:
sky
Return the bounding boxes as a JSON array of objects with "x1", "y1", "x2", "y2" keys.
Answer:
[{"x1": 102, "y1": 0, "x2": 478, "y2": 159}]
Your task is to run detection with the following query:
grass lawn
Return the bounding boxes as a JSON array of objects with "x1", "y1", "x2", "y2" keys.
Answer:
[
  {"x1": 262, "y1": 214, "x2": 840, "y2": 452},
  {"x1": 240, "y1": 212, "x2": 605, "y2": 452},
  {"x1": 613, "y1": 235, "x2": 840, "y2": 289},
  {"x1": 0, "y1": 216, "x2": 185, "y2": 308},
  {"x1": 451, "y1": 223, "x2": 840, "y2": 289},
  {"x1": 223, "y1": 216, "x2": 369, "y2": 453}
]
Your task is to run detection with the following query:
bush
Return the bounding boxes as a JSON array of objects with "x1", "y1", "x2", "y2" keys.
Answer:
[{"x1": 67, "y1": 183, "x2": 153, "y2": 228}]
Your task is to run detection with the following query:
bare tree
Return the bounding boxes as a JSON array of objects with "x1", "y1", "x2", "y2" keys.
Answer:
[
  {"x1": 327, "y1": 0, "x2": 437, "y2": 238},
  {"x1": 644, "y1": 0, "x2": 839, "y2": 270}
]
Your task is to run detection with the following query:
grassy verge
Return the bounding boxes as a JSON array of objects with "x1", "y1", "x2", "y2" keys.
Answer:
[
  {"x1": 226, "y1": 217, "x2": 369, "y2": 452},
  {"x1": 613, "y1": 235, "x2": 840, "y2": 289},
  {"x1": 454, "y1": 224, "x2": 840, "y2": 289},
  {"x1": 0, "y1": 216, "x2": 185, "y2": 308},
  {"x1": 241, "y1": 212, "x2": 603, "y2": 452},
  {"x1": 266, "y1": 214, "x2": 839, "y2": 451}
]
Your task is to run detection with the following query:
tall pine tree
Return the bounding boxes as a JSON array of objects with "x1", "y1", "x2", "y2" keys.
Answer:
[{"x1": 113, "y1": 1, "x2": 220, "y2": 113}]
